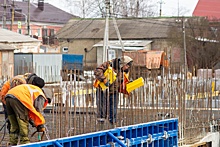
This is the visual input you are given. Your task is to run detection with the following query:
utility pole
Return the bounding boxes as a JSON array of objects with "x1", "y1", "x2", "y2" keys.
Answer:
[
  {"x1": 11, "y1": 0, "x2": 15, "y2": 31},
  {"x1": 103, "y1": 0, "x2": 110, "y2": 62},
  {"x1": 82, "y1": 0, "x2": 85, "y2": 18},
  {"x1": 175, "y1": 17, "x2": 187, "y2": 67},
  {"x1": 3, "y1": 0, "x2": 7, "y2": 28},
  {"x1": 1, "y1": 0, "x2": 10, "y2": 29},
  {"x1": 135, "y1": 0, "x2": 139, "y2": 17},
  {"x1": 158, "y1": 0, "x2": 165, "y2": 17},
  {"x1": 177, "y1": 0, "x2": 179, "y2": 17},
  {"x1": 27, "y1": 0, "x2": 30, "y2": 35},
  {"x1": 182, "y1": 17, "x2": 187, "y2": 68},
  {"x1": 110, "y1": 4, "x2": 124, "y2": 52}
]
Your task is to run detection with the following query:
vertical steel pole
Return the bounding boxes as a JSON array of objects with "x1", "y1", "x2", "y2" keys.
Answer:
[
  {"x1": 103, "y1": 0, "x2": 110, "y2": 62},
  {"x1": 28, "y1": 0, "x2": 30, "y2": 35}
]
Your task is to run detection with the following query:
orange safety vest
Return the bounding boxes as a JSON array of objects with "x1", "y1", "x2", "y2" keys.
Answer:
[
  {"x1": 6, "y1": 84, "x2": 48, "y2": 127},
  {"x1": 118, "y1": 72, "x2": 130, "y2": 95},
  {"x1": 0, "y1": 81, "x2": 10, "y2": 105}
]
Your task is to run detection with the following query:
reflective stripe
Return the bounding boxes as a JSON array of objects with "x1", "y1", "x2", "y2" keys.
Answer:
[{"x1": 25, "y1": 84, "x2": 45, "y2": 104}]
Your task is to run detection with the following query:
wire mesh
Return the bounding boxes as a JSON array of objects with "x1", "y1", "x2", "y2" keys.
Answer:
[{"x1": 0, "y1": 64, "x2": 219, "y2": 146}]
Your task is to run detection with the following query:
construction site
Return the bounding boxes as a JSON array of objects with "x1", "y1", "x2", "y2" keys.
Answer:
[
  {"x1": 0, "y1": 0, "x2": 219, "y2": 146},
  {"x1": 0, "y1": 58, "x2": 219, "y2": 147}
]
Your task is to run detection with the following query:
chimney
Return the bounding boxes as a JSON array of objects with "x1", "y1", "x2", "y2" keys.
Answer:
[{"x1": 38, "y1": 0, "x2": 44, "y2": 11}]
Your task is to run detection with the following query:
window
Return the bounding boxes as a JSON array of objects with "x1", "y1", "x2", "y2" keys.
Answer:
[
  {"x1": 62, "y1": 47, "x2": 68, "y2": 52},
  {"x1": 42, "y1": 28, "x2": 48, "y2": 37},
  {"x1": 49, "y1": 29, "x2": 54, "y2": 36},
  {"x1": 17, "y1": 29, "x2": 22, "y2": 34},
  {"x1": 108, "y1": 50, "x2": 115, "y2": 60},
  {"x1": 37, "y1": 28, "x2": 41, "y2": 37}
]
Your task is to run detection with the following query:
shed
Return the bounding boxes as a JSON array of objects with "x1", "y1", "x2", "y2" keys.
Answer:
[
  {"x1": 0, "y1": 43, "x2": 15, "y2": 79},
  {"x1": 93, "y1": 40, "x2": 152, "y2": 65},
  {"x1": 14, "y1": 53, "x2": 84, "y2": 83},
  {"x1": 14, "y1": 53, "x2": 62, "y2": 83},
  {"x1": 56, "y1": 18, "x2": 175, "y2": 67}
]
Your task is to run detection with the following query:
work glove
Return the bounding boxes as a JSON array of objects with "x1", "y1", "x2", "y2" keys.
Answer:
[
  {"x1": 105, "y1": 81, "x2": 110, "y2": 86},
  {"x1": 103, "y1": 78, "x2": 110, "y2": 86},
  {"x1": 36, "y1": 124, "x2": 46, "y2": 132},
  {"x1": 29, "y1": 119, "x2": 36, "y2": 127}
]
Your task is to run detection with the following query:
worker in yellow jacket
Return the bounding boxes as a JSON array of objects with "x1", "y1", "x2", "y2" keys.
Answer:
[
  {"x1": 5, "y1": 84, "x2": 52, "y2": 145},
  {"x1": 94, "y1": 55, "x2": 133, "y2": 125}
]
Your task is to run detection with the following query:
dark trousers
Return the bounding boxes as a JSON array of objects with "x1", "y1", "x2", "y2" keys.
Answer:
[
  {"x1": 6, "y1": 97, "x2": 30, "y2": 145},
  {"x1": 96, "y1": 88, "x2": 118, "y2": 124},
  {"x1": 3, "y1": 103, "x2": 10, "y2": 133}
]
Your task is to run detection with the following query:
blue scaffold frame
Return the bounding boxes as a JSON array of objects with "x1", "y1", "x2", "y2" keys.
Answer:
[{"x1": 17, "y1": 118, "x2": 178, "y2": 147}]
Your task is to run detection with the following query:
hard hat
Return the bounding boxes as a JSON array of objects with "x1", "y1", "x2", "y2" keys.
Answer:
[{"x1": 120, "y1": 55, "x2": 133, "y2": 68}]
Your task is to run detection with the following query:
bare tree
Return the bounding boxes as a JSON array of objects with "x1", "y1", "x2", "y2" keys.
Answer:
[
  {"x1": 58, "y1": 0, "x2": 157, "y2": 18},
  {"x1": 111, "y1": 0, "x2": 157, "y2": 17},
  {"x1": 29, "y1": 0, "x2": 157, "y2": 18},
  {"x1": 168, "y1": 17, "x2": 220, "y2": 69}
]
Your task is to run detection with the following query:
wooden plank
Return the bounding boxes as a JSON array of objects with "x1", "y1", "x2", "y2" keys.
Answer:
[{"x1": 190, "y1": 142, "x2": 206, "y2": 147}]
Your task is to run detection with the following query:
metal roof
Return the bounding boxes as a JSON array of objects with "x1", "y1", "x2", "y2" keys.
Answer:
[
  {"x1": 56, "y1": 18, "x2": 175, "y2": 40},
  {"x1": 193, "y1": 0, "x2": 220, "y2": 19},
  {"x1": 0, "y1": 0, "x2": 79, "y2": 24},
  {"x1": 0, "y1": 28, "x2": 40, "y2": 43},
  {"x1": 93, "y1": 40, "x2": 152, "y2": 50},
  {"x1": 0, "y1": 43, "x2": 14, "y2": 50}
]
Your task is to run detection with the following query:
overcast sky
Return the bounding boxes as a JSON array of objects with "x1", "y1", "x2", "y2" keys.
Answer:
[{"x1": 45, "y1": 0, "x2": 199, "y2": 17}]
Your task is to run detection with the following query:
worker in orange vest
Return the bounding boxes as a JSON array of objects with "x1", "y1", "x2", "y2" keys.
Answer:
[
  {"x1": 0, "y1": 75, "x2": 27, "y2": 132},
  {"x1": 94, "y1": 55, "x2": 133, "y2": 126},
  {"x1": 0, "y1": 73, "x2": 45, "y2": 133},
  {"x1": 5, "y1": 84, "x2": 52, "y2": 145}
]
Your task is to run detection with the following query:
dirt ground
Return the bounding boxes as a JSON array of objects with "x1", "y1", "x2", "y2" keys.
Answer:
[{"x1": 0, "y1": 111, "x2": 47, "y2": 146}]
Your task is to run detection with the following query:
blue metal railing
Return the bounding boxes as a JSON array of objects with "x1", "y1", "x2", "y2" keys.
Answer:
[{"x1": 18, "y1": 118, "x2": 178, "y2": 147}]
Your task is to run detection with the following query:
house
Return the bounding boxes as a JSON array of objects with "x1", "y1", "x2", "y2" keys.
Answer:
[
  {"x1": 0, "y1": 28, "x2": 41, "y2": 52},
  {"x1": 193, "y1": 0, "x2": 220, "y2": 19},
  {"x1": 193, "y1": 0, "x2": 220, "y2": 69},
  {"x1": 0, "y1": 28, "x2": 41, "y2": 77},
  {"x1": 56, "y1": 18, "x2": 176, "y2": 68},
  {"x1": 0, "y1": 0, "x2": 78, "y2": 47},
  {"x1": 0, "y1": 43, "x2": 15, "y2": 78}
]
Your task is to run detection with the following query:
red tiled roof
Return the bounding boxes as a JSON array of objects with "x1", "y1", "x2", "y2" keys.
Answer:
[{"x1": 193, "y1": 0, "x2": 220, "y2": 19}]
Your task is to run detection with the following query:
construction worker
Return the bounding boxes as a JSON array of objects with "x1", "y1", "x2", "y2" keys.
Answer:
[
  {"x1": 5, "y1": 84, "x2": 52, "y2": 145},
  {"x1": 0, "y1": 75, "x2": 27, "y2": 133},
  {"x1": 0, "y1": 73, "x2": 45, "y2": 133},
  {"x1": 94, "y1": 55, "x2": 133, "y2": 126}
]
